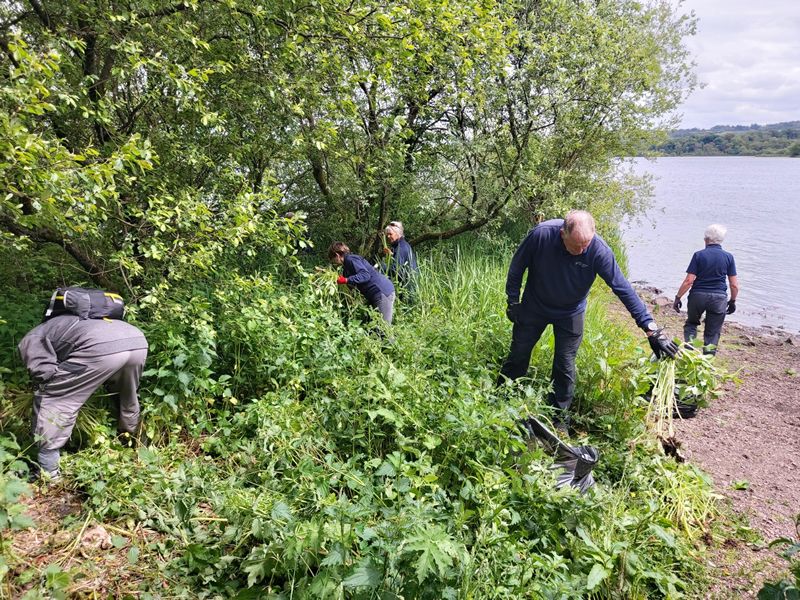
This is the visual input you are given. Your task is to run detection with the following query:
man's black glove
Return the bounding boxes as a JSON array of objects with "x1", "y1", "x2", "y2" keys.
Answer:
[
  {"x1": 648, "y1": 329, "x2": 679, "y2": 359},
  {"x1": 727, "y1": 300, "x2": 736, "y2": 315},
  {"x1": 506, "y1": 302, "x2": 521, "y2": 324},
  {"x1": 672, "y1": 297, "x2": 682, "y2": 312}
]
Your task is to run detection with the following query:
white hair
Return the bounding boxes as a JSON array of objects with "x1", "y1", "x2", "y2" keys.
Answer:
[
  {"x1": 704, "y1": 224, "x2": 727, "y2": 244},
  {"x1": 385, "y1": 220, "x2": 404, "y2": 237}
]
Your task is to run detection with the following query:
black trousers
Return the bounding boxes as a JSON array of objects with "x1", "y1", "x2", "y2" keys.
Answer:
[
  {"x1": 684, "y1": 291, "x2": 728, "y2": 354},
  {"x1": 499, "y1": 311, "x2": 585, "y2": 412}
]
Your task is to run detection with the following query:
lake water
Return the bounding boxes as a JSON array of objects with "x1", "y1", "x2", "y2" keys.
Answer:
[{"x1": 621, "y1": 157, "x2": 800, "y2": 333}]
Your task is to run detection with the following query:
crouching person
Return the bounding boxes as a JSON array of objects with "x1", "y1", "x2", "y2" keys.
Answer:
[
  {"x1": 329, "y1": 241, "x2": 395, "y2": 324},
  {"x1": 18, "y1": 315, "x2": 148, "y2": 479}
]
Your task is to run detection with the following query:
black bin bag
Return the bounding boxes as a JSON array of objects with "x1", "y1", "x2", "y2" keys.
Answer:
[{"x1": 520, "y1": 417, "x2": 600, "y2": 494}]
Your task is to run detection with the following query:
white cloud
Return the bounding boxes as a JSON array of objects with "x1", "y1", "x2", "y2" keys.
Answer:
[{"x1": 674, "y1": 0, "x2": 800, "y2": 128}]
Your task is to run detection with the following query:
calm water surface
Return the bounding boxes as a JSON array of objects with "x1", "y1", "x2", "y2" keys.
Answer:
[{"x1": 622, "y1": 157, "x2": 800, "y2": 332}]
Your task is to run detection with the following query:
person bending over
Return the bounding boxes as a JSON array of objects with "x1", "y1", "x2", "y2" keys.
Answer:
[
  {"x1": 499, "y1": 210, "x2": 678, "y2": 429},
  {"x1": 329, "y1": 242, "x2": 396, "y2": 324},
  {"x1": 18, "y1": 315, "x2": 148, "y2": 479}
]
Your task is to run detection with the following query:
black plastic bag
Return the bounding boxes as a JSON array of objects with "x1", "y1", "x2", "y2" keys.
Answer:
[
  {"x1": 520, "y1": 417, "x2": 600, "y2": 494},
  {"x1": 673, "y1": 400, "x2": 698, "y2": 419}
]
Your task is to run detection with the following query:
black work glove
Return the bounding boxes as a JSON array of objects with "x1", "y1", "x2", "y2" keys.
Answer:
[
  {"x1": 672, "y1": 297, "x2": 682, "y2": 312},
  {"x1": 506, "y1": 302, "x2": 521, "y2": 324},
  {"x1": 648, "y1": 329, "x2": 679, "y2": 359},
  {"x1": 727, "y1": 300, "x2": 736, "y2": 315}
]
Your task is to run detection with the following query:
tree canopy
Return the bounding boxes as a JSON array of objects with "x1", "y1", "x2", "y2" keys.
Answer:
[
  {"x1": 1, "y1": 0, "x2": 696, "y2": 291},
  {"x1": 650, "y1": 122, "x2": 800, "y2": 157}
]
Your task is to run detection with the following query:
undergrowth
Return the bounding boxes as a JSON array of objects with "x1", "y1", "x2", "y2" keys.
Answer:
[{"x1": 0, "y1": 245, "x2": 730, "y2": 598}]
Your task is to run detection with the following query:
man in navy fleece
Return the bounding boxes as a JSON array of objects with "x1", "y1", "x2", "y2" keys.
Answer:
[
  {"x1": 499, "y1": 210, "x2": 678, "y2": 427},
  {"x1": 329, "y1": 242, "x2": 396, "y2": 324}
]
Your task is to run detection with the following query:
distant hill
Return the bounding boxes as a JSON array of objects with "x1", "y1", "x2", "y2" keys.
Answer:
[{"x1": 652, "y1": 121, "x2": 800, "y2": 157}]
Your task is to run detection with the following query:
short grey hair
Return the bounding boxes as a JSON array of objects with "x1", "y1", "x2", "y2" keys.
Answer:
[
  {"x1": 704, "y1": 224, "x2": 726, "y2": 244},
  {"x1": 385, "y1": 220, "x2": 404, "y2": 237},
  {"x1": 563, "y1": 210, "x2": 596, "y2": 236}
]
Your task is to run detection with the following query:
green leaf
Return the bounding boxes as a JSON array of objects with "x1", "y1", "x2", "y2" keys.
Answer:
[
  {"x1": 757, "y1": 580, "x2": 800, "y2": 600},
  {"x1": 404, "y1": 527, "x2": 463, "y2": 584},
  {"x1": 270, "y1": 501, "x2": 292, "y2": 523},
  {"x1": 3, "y1": 478, "x2": 31, "y2": 503},
  {"x1": 649, "y1": 523, "x2": 676, "y2": 548},
  {"x1": 342, "y1": 558, "x2": 383, "y2": 589},
  {"x1": 587, "y1": 563, "x2": 610, "y2": 590},
  {"x1": 320, "y1": 545, "x2": 345, "y2": 567}
]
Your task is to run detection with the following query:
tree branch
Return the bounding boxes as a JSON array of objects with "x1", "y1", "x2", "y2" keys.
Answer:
[{"x1": 0, "y1": 213, "x2": 115, "y2": 288}]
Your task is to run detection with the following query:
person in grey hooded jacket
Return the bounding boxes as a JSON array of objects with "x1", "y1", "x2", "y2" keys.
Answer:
[{"x1": 18, "y1": 315, "x2": 148, "y2": 478}]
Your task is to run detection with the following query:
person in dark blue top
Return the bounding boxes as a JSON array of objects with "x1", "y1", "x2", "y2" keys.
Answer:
[
  {"x1": 381, "y1": 221, "x2": 419, "y2": 302},
  {"x1": 499, "y1": 210, "x2": 678, "y2": 428},
  {"x1": 329, "y1": 242, "x2": 395, "y2": 324},
  {"x1": 672, "y1": 224, "x2": 738, "y2": 354}
]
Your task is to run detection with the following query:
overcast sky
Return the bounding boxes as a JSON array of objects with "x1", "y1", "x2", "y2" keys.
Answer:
[{"x1": 674, "y1": 0, "x2": 800, "y2": 129}]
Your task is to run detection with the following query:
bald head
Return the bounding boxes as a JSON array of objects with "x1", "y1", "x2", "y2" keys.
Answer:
[{"x1": 561, "y1": 210, "x2": 596, "y2": 255}]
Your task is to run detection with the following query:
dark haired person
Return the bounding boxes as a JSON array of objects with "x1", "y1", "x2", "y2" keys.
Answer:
[
  {"x1": 499, "y1": 210, "x2": 678, "y2": 429},
  {"x1": 329, "y1": 242, "x2": 395, "y2": 324},
  {"x1": 672, "y1": 224, "x2": 738, "y2": 354},
  {"x1": 18, "y1": 315, "x2": 148, "y2": 479},
  {"x1": 381, "y1": 221, "x2": 419, "y2": 301}
]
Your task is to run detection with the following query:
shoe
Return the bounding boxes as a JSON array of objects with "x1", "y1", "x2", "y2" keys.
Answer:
[
  {"x1": 117, "y1": 432, "x2": 137, "y2": 448},
  {"x1": 32, "y1": 468, "x2": 60, "y2": 483}
]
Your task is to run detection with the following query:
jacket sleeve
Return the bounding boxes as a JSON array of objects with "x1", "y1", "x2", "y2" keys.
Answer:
[
  {"x1": 505, "y1": 232, "x2": 534, "y2": 304},
  {"x1": 394, "y1": 242, "x2": 411, "y2": 268},
  {"x1": 345, "y1": 256, "x2": 372, "y2": 285},
  {"x1": 18, "y1": 328, "x2": 59, "y2": 382},
  {"x1": 686, "y1": 252, "x2": 699, "y2": 274},
  {"x1": 394, "y1": 241, "x2": 418, "y2": 280},
  {"x1": 595, "y1": 250, "x2": 653, "y2": 330},
  {"x1": 727, "y1": 254, "x2": 737, "y2": 276}
]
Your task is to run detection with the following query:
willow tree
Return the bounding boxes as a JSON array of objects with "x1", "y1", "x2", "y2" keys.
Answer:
[{"x1": 0, "y1": 0, "x2": 695, "y2": 283}]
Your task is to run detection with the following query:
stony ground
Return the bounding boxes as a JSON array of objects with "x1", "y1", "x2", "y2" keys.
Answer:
[{"x1": 639, "y1": 291, "x2": 800, "y2": 598}]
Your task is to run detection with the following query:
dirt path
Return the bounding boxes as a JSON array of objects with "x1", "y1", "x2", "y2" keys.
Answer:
[{"x1": 637, "y1": 291, "x2": 800, "y2": 597}]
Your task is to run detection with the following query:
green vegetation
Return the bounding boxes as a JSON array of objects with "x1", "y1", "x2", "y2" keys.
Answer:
[
  {"x1": 1, "y1": 244, "x2": 732, "y2": 597},
  {"x1": 0, "y1": 0, "x2": 756, "y2": 596},
  {"x1": 758, "y1": 516, "x2": 800, "y2": 600},
  {"x1": 651, "y1": 122, "x2": 800, "y2": 157},
  {"x1": 0, "y1": 0, "x2": 696, "y2": 269}
]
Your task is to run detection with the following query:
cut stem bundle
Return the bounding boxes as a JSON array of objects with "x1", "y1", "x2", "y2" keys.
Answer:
[{"x1": 646, "y1": 360, "x2": 677, "y2": 440}]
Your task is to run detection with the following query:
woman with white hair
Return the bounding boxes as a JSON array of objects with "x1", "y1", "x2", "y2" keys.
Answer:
[
  {"x1": 672, "y1": 224, "x2": 739, "y2": 354},
  {"x1": 381, "y1": 221, "x2": 419, "y2": 301}
]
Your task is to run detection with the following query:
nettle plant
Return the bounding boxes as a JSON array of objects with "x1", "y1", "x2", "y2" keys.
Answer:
[{"x1": 57, "y1": 250, "x2": 721, "y2": 598}]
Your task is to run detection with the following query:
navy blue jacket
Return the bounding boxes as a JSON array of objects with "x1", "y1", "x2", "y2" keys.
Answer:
[
  {"x1": 506, "y1": 219, "x2": 653, "y2": 329},
  {"x1": 343, "y1": 254, "x2": 395, "y2": 305},
  {"x1": 382, "y1": 237, "x2": 419, "y2": 289},
  {"x1": 686, "y1": 244, "x2": 736, "y2": 294}
]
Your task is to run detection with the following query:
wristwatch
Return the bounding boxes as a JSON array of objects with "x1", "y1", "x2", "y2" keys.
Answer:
[{"x1": 646, "y1": 321, "x2": 659, "y2": 335}]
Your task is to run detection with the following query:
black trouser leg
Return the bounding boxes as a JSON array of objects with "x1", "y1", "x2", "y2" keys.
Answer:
[
  {"x1": 498, "y1": 317, "x2": 548, "y2": 383},
  {"x1": 548, "y1": 313, "x2": 585, "y2": 414},
  {"x1": 684, "y1": 293, "x2": 702, "y2": 342},
  {"x1": 702, "y1": 294, "x2": 728, "y2": 352}
]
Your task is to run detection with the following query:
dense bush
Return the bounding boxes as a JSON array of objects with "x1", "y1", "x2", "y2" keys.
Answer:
[{"x1": 0, "y1": 245, "x2": 730, "y2": 597}]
